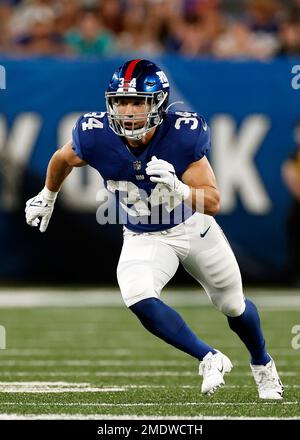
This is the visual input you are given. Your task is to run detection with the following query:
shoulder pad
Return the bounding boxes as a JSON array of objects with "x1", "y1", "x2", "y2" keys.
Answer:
[{"x1": 71, "y1": 112, "x2": 106, "y2": 160}]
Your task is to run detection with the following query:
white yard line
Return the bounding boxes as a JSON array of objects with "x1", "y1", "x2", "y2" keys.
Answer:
[
  {"x1": 0, "y1": 414, "x2": 298, "y2": 420},
  {"x1": 0, "y1": 289, "x2": 299, "y2": 308},
  {"x1": 0, "y1": 382, "x2": 299, "y2": 393},
  {"x1": 105, "y1": 384, "x2": 300, "y2": 389},
  {"x1": 0, "y1": 349, "x2": 131, "y2": 356},
  {"x1": 0, "y1": 402, "x2": 298, "y2": 406},
  {"x1": 0, "y1": 359, "x2": 298, "y2": 367},
  {"x1": 1, "y1": 349, "x2": 299, "y2": 358},
  {"x1": 0, "y1": 381, "x2": 126, "y2": 393},
  {"x1": 0, "y1": 371, "x2": 297, "y2": 377},
  {"x1": 0, "y1": 360, "x2": 191, "y2": 367}
]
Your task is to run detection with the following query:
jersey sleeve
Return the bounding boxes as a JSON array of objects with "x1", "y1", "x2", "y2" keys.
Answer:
[
  {"x1": 71, "y1": 115, "x2": 85, "y2": 160},
  {"x1": 165, "y1": 112, "x2": 212, "y2": 178},
  {"x1": 194, "y1": 116, "x2": 211, "y2": 161},
  {"x1": 71, "y1": 114, "x2": 101, "y2": 161}
]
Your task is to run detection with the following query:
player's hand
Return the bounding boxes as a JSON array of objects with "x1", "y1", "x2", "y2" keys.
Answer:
[
  {"x1": 25, "y1": 187, "x2": 58, "y2": 233},
  {"x1": 146, "y1": 156, "x2": 190, "y2": 200}
]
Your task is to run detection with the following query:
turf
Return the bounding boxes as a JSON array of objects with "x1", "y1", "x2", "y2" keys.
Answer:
[{"x1": 0, "y1": 296, "x2": 299, "y2": 418}]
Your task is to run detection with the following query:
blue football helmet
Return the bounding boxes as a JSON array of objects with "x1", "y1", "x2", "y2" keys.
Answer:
[{"x1": 105, "y1": 59, "x2": 169, "y2": 140}]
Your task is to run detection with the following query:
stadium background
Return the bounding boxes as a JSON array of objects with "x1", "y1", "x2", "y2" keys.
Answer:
[
  {"x1": 1, "y1": 0, "x2": 300, "y2": 285},
  {"x1": 0, "y1": 56, "x2": 299, "y2": 285}
]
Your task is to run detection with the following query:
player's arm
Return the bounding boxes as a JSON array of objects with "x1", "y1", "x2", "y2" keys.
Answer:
[
  {"x1": 25, "y1": 141, "x2": 86, "y2": 232},
  {"x1": 45, "y1": 140, "x2": 87, "y2": 191},
  {"x1": 146, "y1": 155, "x2": 220, "y2": 217},
  {"x1": 181, "y1": 156, "x2": 220, "y2": 216}
]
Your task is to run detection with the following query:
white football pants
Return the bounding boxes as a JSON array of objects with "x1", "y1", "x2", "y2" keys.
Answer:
[{"x1": 117, "y1": 212, "x2": 246, "y2": 317}]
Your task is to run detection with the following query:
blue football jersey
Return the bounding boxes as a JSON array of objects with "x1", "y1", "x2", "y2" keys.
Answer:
[{"x1": 72, "y1": 111, "x2": 211, "y2": 232}]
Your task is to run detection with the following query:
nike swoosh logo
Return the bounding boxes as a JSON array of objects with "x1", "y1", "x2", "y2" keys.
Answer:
[{"x1": 200, "y1": 226, "x2": 211, "y2": 238}]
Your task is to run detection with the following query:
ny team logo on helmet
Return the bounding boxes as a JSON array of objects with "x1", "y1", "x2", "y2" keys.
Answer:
[{"x1": 105, "y1": 59, "x2": 170, "y2": 140}]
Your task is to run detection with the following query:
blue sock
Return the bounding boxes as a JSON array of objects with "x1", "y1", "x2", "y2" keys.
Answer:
[
  {"x1": 227, "y1": 298, "x2": 271, "y2": 365},
  {"x1": 130, "y1": 297, "x2": 216, "y2": 360}
]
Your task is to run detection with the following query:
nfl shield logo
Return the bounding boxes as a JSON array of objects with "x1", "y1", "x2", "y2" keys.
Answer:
[{"x1": 133, "y1": 160, "x2": 142, "y2": 171}]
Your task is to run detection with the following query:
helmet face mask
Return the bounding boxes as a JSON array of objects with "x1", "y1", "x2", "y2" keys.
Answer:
[
  {"x1": 106, "y1": 91, "x2": 168, "y2": 139},
  {"x1": 105, "y1": 59, "x2": 169, "y2": 140}
]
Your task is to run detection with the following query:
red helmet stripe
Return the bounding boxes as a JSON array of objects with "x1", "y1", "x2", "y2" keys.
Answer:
[{"x1": 123, "y1": 59, "x2": 141, "y2": 90}]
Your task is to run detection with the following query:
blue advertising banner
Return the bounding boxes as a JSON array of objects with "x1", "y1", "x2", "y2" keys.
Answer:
[{"x1": 0, "y1": 56, "x2": 299, "y2": 283}]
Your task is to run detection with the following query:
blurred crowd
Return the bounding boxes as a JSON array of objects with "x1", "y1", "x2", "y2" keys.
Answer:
[{"x1": 0, "y1": 0, "x2": 300, "y2": 58}]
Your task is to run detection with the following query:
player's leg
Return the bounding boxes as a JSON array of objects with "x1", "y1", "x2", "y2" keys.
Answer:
[
  {"x1": 181, "y1": 213, "x2": 269, "y2": 362},
  {"x1": 180, "y1": 213, "x2": 283, "y2": 399},
  {"x1": 117, "y1": 229, "x2": 217, "y2": 361}
]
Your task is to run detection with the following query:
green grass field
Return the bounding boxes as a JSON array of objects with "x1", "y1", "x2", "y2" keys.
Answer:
[{"x1": 0, "y1": 289, "x2": 299, "y2": 419}]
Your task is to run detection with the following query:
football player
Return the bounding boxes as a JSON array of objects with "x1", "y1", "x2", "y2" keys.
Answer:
[{"x1": 25, "y1": 59, "x2": 283, "y2": 399}]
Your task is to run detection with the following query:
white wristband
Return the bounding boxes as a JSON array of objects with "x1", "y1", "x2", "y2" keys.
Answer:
[
  {"x1": 40, "y1": 186, "x2": 58, "y2": 202},
  {"x1": 175, "y1": 178, "x2": 190, "y2": 200}
]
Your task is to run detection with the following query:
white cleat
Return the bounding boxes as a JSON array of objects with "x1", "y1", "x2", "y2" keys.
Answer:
[
  {"x1": 251, "y1": 357, "x2": 284, "y2": 400},
  {"x1": 199, "y1": 351, "x2": 233, "y2": 395}
]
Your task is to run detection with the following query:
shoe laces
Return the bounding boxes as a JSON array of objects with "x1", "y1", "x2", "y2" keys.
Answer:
[
  {"x1": 200, "y1": 354, "x2": 220, "y2": 377},
  {"x1": 256, "y1": 365, "x2": 279, "y2": 391}
]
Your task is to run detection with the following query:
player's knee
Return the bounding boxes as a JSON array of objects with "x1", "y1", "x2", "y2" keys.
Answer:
[
  {"x1": 117, "y1": 263, "x2": 158, "y2": 307},
  {"x1": 221, "y1": 300, "x2": 246, "y2": 317},
  {"x1": 211, "y1": 292, "x2": 245, "y2": 317}
]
